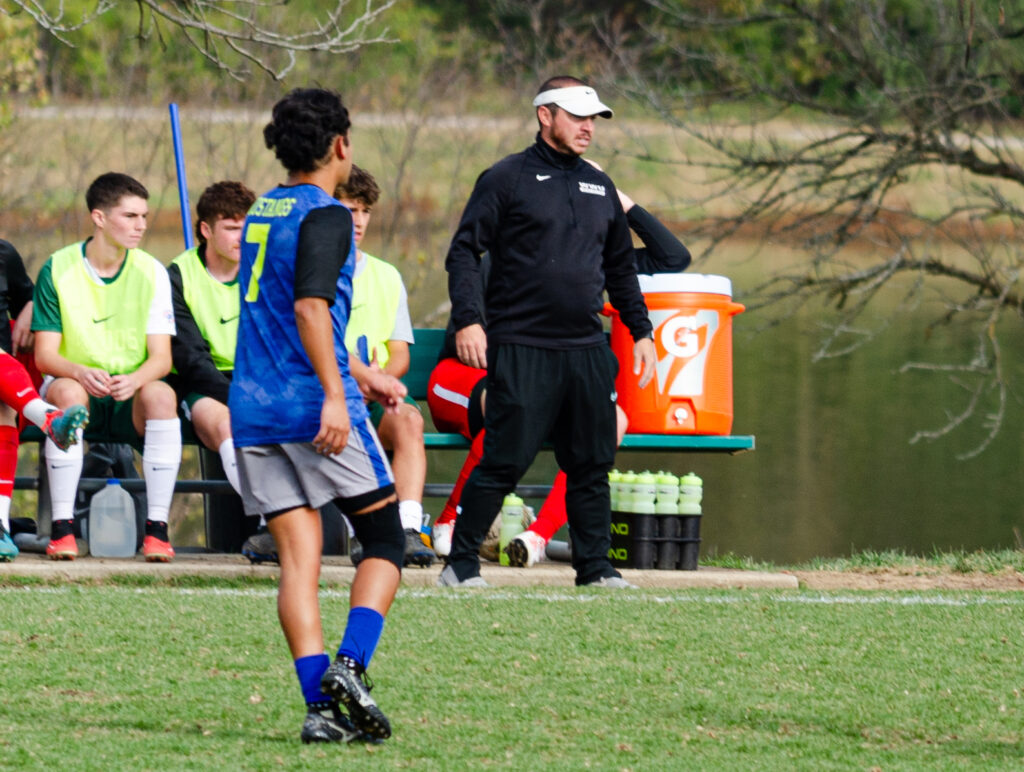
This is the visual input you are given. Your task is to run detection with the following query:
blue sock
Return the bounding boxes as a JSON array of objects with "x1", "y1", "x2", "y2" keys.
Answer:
[
  {"x1": 294, "y1": 653, "x2": 330, "y2": 706},
  {"x1": 337, "y1": 606, "x2": 385, "y2": 669}
]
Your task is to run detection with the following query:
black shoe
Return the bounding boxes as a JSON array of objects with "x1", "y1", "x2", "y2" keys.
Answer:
[
  {"x1": 320, "y1": 656, "x2": 391, "y2": 740},
  {"x1": 403, "y1": 529, "x2": 436, "y2": 568},
  {"x1": 300, "y1": 701, "x2": 360, "y2": 744},
  {"x1": 349, "y1": 536, "x2": 363, "y2": 566},
  {"x1": 241, "y1": 529, "x2": 279, "y2": 565}
]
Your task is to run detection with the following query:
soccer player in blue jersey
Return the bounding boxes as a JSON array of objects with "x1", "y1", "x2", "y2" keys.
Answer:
[{"x1": 228, "y1": 88, "x2": 407, "y2": 745}]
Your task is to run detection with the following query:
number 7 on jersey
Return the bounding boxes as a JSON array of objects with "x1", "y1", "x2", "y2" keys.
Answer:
[{"x1": 243, "y1": 223, "x2": 270, "y2": 302}]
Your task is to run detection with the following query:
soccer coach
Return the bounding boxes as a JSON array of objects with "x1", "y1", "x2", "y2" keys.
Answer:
[{"x1": 442, "y1": 75, "x2": 656, "y2": 589}]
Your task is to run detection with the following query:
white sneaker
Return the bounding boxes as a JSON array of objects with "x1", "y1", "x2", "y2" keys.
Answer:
[
  {"x1": 437, "y1": 564, "x2": 488, "y2": 588},
  {"x1": 585, "y1": 575, "x2": 636, "y2": 589},
  {"x1": 504, "y1": 530, "x2": 547, "y2": 568},
  {"x1": 431, "y1": 522, "x2": 453, "y2": 557}
]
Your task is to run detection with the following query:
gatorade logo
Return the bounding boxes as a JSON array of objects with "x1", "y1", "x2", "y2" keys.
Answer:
[
  {"x1": 610, "y1": 522, "x2": 629, "y2": 536},
  {"x1": 649, "y1": 309, "x2": 720, "y2": 396},
  {"x1": 608, "y1": 548, "x2": 629, "y2": 561}
]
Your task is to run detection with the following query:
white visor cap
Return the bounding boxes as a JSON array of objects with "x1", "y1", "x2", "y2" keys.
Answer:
[{"x1": 532, "y1": 86, "x2": 613, "y2": 119}]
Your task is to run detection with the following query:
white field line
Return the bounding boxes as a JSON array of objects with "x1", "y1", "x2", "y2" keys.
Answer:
[{"x1": 2, "y1": 585, "x2": 1023, "y2": 607}]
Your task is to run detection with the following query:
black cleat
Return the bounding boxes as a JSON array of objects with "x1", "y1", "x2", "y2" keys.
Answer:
[
  {"x1": 241, "y1": 529, "x2": 279, "y2": 565},
  {"x1": 320, "y1": 656, "x2": 391, "y2": 740},
  {"x1": 301, "y1": 701, "x2": 361, "y2": 744},
  {"x1": 402, "y1": 529, "x2": 436, "y2": 568}
]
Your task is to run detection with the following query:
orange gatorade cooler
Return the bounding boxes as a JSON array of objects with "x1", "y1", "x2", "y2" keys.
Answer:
[{"x1": 606, "y1": 274, "x2": 745, "y2": 435}]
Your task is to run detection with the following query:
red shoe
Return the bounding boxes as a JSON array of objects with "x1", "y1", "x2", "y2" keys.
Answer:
[
  {"x1": 143, "y1": 535, "x2": 175, "y2": 562},
  {"x1": 46, "y1": 533, "x2": 78, "y2": 560}
]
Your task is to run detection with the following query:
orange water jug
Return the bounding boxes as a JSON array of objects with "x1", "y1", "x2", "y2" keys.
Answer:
[{"x1": 605, "y1": 274, "x2": 745, "y2": 435}]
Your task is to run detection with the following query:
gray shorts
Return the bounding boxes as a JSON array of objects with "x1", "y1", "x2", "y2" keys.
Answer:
[{"x1": 236, "y1": 418, "x2": 395, "y2": 518}]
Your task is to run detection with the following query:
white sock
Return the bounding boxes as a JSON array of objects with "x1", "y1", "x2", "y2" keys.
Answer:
[
  {"x1": 218, "y1": 438, "x2": 241, "y2": 495},
  {"x1": 0, "y1": 496, "x2": 10, "y2": 532},
  {"x1": 23, "y1": 398, "x2": 53, "y2": 429},
  {"x1": 398, "y1": 500, "x2": 424, "y2": 532},
  {"x1": 142, "y1": 418, "x2": 182, "y2": 524},
  {"x1": 45, "y1": 438, "x2": 83, "y2": 523}
]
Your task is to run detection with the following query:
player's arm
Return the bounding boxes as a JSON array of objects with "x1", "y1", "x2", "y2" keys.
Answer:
[
  {"x1": 107, "y1": 333, "x2": 172, "y2": 402},
  {"x1": 2, "y1": 240, "x2": 36, "y2": 354},
  {"x1": 296, "y1": 296, "x2": 350, "y2": 455},
  {"x1": 349, "y1": 354, "x2": 406, "y2": 413},
  {"x1": 628, "y1": 204, "x2": 691, "y2": 274},
  {"x1": 294, "y1": 205, "x2": 360, "y2": 455},
  {"x1": 381, "y1": 281, "x2": 412, "y2": 379},
  {"x1": 31, "y1": 260, "x2": 112, "y2": 396},
  {"x1": 382, "y1": 340, "x2": 409, "y2": 379},
  {"x1": 109, "y1": 263, "x2": 175, "y2": 401},
  {"x1": 168, "y1": 262, "x2": 231, "y2": 403}
]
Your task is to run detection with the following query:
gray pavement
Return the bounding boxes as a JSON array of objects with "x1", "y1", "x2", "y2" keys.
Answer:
[{"x1": 0, "y1": 551, "x2": 798, "y2": 589}]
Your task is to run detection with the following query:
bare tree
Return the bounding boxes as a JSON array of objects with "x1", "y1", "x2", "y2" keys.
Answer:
[
  {"x1": 614, "y1": 0, "x2": 1024, "y2": 457},
  {"x1": 4, "y1": 0, "x2": 396, "y2": 80}
]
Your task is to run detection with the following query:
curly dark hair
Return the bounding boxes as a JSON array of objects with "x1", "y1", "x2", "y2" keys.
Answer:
[
  {"x1": 85, "y1": 172, "x2": 148, "y2": 213},
  {"x1": 195, "y1": 181, "x2": 257, "y2": 245},
  {"x1": 333, "y1": 165, "x2": 379, "y2": 207},
  {"x1": 263, "y1": 88, "x2": 351, "y2": 174}
]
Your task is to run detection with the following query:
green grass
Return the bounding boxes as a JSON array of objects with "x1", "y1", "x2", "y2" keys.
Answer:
[
  {"x1": 701, "y1": 548, "x2": 1024, "y2": 576},
  {"x1": 1, "y1": 580, "x2": 1022, "y2": 770}
]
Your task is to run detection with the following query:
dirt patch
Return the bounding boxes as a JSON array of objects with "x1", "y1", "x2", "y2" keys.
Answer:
[{"x1": 790, "y1": 568, "x2": 1024, "y2": 591}]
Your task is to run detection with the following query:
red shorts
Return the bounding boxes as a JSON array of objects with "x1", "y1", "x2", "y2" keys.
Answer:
[{"x1": 426, "y1": 357, "x2": 486, "y2": 439}]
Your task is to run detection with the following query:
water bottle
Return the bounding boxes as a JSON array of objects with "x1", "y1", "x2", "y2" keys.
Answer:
[
  {"x1": 608, "y1": 469, "x2": 623, "y2": 512},
  {"x1": 88, "y1": 479, "x2": 137, "y2": 558},
  {"x1": 633, "y1": 471, "x2": 657, "y2": 515},
  {"x1": 619, "y1": 470, "x2": 638, "y2": 513},
  {"x1": 679, "y1": 472, "x2": 703, "y2": 515},
  {"x1": 498, "y1": 493, "x2": 525, "y2": 566},
  {"x1": 656, "y1": 471, "x2": 680, "y2": 506}
]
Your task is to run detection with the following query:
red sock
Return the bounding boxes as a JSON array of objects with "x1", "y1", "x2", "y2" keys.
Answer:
[
  {"x1": 0, "y1": 425, "x2": 18, "y2": 501},
  {"x1": 0, "y1": 352, "x2": 40, "y2": 414},
  {"x1": 530, "y1": 470, "x2": 568, "y2": 541},
  {"x1": 436, "y1": 431, "x2": 485, "y2": 526}
]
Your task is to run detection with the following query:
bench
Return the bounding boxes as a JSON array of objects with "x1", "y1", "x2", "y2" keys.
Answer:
[{"x1": 14, "y1": 327, "x2": 754, "y2": 552}]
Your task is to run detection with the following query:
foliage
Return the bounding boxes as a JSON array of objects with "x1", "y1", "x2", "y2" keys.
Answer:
[{"x1": 3, "y1": 0, "x2": 396, "y2": 95}]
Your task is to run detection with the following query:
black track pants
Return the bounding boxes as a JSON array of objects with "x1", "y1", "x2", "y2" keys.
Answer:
[{"x1": 448, "y1": 343, "x2": 621, "y2": 585}]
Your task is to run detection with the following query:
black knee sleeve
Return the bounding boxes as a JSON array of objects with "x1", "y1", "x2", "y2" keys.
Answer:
[{"x1": 348, "y1": 500, "x2": 404, "y2": 570}]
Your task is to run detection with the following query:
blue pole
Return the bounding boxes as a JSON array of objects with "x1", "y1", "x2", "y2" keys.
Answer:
[{"x1": 169, "y1": 103, "x2": 194, "y2": 249}]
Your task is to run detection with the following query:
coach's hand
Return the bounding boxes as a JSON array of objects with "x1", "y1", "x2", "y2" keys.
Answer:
[
  {"x1": 634, "y1": 337, "x2": 656, "y2": 389},
  {"x1": 456, "y1": 323, "x2": 487, "y2": 370},
  {"x1": 314, "y1": 393, "x2": 350, "y2": 455}
]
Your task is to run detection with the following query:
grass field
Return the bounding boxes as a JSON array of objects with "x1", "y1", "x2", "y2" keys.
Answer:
[{"x1": 1, "y1": 577, "x2": 1022, "y2": 771}]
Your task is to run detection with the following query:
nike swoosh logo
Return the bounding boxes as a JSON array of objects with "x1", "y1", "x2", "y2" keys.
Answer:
[
  {"x1": 15, "y1": 388, "x2": 31, "y2": 398},
  {"x1": 219, "y1": 315, "x2": 239, "y2": 324},
  {"x1": 0, "y1": 479, "x2": 12, "y2": 485},
  {"x1": 92, "y1": 314, "x2": 115, "y2": 324},
  {"x1": 536, "y1": 174, "x2": 551, "y2": 181}
]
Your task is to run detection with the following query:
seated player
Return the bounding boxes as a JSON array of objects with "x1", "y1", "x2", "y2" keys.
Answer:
[
  {"x1": 166, "y1": 180, "x2": 256, "y2": 509},
  {"x1": 428, "y1": 179, "x2": 690, "y2": 566},
  {"x1": 32, "y1": 172, "x2": 181, "y2": 562},
  {"x1": 336, "y1": 166, "x2": 435, "y2": 567}
]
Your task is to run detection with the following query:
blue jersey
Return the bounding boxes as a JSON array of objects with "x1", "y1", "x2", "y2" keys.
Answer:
[{"x1": 229, "y1": 184, "x2": 367, "y2": 446}]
